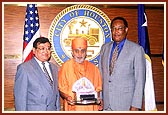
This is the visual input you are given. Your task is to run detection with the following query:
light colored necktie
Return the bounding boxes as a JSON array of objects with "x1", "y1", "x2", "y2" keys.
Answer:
[
  {"x1": 109, "y1": 45, "x2": 119, "y2": 75},
  {"x1": 42, "y1": 62, "x2": 53, "y2": 87}
]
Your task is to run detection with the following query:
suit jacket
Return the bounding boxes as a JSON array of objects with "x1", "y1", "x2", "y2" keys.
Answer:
[
  {"x1": 14, "y1": 57, "x2": 60, "y2": 111},
  {"x1": 98, "y1": 39, "x2": 146, "y2": 111}
]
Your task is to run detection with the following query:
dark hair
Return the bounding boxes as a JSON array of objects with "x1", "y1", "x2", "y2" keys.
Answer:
[
  {"x1": 110, "y1": 17, "x2": 128, "y2": 28},
  {"x1": 33, "y1": 37, "x2": 51, "y2": 48}
]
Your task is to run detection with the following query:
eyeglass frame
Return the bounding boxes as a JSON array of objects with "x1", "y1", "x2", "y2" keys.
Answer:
[
  {"x1": 36, "y1": 47, "x2": 52, "y2": 51},
  {"x1": 111, "y1": 26, "x2": 126, "y2": 31}
]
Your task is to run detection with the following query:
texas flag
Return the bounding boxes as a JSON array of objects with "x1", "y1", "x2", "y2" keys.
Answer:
[
  {"x1": 162, "y1": 51, "x2": 164, "y2": 66},
  {"x1": 138, "y1": 4, "x2": 157, "y2": 111}
]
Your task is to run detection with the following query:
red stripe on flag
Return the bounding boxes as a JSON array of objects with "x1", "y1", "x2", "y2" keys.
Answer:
[
  {"x1": 24, "y1": 51, "x2": 34, "y2": 62},
  {"x1": 23, "y1": 41, "x2": 27, "y2": 50}
]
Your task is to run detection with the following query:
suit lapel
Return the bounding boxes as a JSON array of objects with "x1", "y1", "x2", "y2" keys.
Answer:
[
  {"x1": 49, "y1": 63, "x2": 55, "y2": 89},
  {"x1": 104, "y1": 42, "x2": 113, "y2": 74},
  {"x1": 117, "y1": 39, "x2": 129, "y2": 63},
  {"x1": 31, "y1": 58, "x2": 54, "y2": 92},
  {"x1": 102, "y1": 42, "x2": 113, "y2": 85},
  {"x1": 108, "y1": 42, "x2": 113, "y2": 66}
]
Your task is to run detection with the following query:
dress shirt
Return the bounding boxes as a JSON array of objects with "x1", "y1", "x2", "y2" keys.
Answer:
[
  {"x1": 34, "y1": 57, "x2": 53, "y2": 81},
  {"x1": 109, "y1": 38, "x2": 126, "y2": 65}
]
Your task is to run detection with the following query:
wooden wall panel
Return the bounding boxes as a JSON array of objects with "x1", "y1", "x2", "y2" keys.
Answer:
[
  {"x1": 152, "y1": 57, "x2": 164, "y2": 102},
  {"x1": 4, "y1": 59, "x2": 21, "y2": 109},
  {"x1": 146, "y1": 9, "x2": 164, "y2": 54},
  {"x1": 3, "y1": 4, "x2": 165, "y2": 111}
]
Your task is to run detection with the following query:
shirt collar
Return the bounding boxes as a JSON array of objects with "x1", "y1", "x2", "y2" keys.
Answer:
[
  {"x1": 113, "y1": 38, "x2": 126, "y2": 49},
  {"x1": 34, "y1": 57, "x2": 49, "y2": 66}
]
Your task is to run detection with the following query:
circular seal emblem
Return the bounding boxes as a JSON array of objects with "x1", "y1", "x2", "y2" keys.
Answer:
[{"x1": 48, "y1": 5, "x2": 111, "y2": 66}]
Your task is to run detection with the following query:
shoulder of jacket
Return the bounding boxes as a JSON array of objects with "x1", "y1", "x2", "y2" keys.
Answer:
[{"x1": 126, "y1": 39, "x2": 141, "y2": 48}]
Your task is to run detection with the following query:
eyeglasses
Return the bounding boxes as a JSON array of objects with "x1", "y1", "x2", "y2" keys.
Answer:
[
  {"x1": 111, "y1": 26, "x2": 125, "y2": 31},
  {"x1": 36, "y1": 47, "x2": 51, "y2": 51}
]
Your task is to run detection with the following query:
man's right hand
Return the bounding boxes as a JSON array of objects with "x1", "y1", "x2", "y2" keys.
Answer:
[{"x1": 66, "y1": 96, "x2": 75, "y2": 105}]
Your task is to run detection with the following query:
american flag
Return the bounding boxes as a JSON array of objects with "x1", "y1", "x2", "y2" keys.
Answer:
[{"x1": 23, "y1": 4, "x2": 40, "y2": 62}]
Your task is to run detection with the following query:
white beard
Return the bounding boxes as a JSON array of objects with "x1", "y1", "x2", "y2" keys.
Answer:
[{"x1": 74, "y1": 56, "x2": 85, "y2": 63}]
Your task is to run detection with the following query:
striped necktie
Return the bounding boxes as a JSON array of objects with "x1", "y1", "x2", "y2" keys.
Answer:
[
  {"x1": 42, "y1": 62, "x2": 53, "y2": 87},
  {"x1": 109, "y1": 45, "x2": 119, "y2": 75}
]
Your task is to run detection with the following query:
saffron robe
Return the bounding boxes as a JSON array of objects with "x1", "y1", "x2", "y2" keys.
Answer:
[{"x1": 58, "y1": 59, "x2": 102, "y2": 111}]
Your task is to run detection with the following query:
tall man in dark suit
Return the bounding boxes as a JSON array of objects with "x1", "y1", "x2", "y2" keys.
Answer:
[
  {"x1": 14, "y1": 37, "x2": 60, "y2": 111},
  {"x1": 99, "y1": 17, "x2": 146, "y2": 111}
]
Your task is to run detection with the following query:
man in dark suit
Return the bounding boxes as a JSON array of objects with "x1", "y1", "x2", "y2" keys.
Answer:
[
  {"x1": 14, "y1": 37, "x2": 60, "y2": 111},
  {"x1": 98, "y1": 17, "x2": 146, "y2": 111}
]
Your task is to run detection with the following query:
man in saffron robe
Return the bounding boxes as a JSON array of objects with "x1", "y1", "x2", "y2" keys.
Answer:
[{"x1": 58, "y1": 37, "x2": 103, "y2": 111}]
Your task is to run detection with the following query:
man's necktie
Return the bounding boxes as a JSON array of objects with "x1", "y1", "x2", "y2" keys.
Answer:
[
  {"x1": 109, "y1": 45, "x2": 119, "y2": 75},
  {"x1": 42, "y1": 62, "x2": 53, "y2": 87}
]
